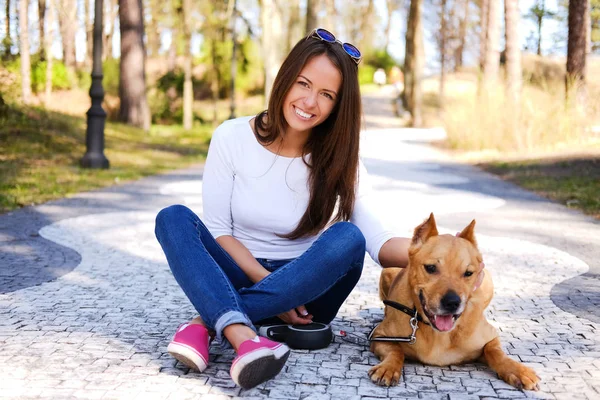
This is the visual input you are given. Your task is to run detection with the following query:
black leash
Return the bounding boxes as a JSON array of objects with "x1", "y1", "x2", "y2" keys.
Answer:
[{"x1": 336, "y1": 300, "x2": 427, "y2": 345}]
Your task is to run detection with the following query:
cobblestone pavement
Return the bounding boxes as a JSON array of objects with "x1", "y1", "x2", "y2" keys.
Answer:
[{"x1": 1, "y1": 87, "x2": 599, "y2": 399}]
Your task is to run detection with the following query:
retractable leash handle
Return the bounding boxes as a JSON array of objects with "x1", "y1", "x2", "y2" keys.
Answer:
[{"x1": 258, "y1": 322, "x2": 333, "y2": 350}]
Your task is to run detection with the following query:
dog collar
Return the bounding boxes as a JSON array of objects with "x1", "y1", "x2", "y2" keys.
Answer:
[
  {"x1": 368, "y1": 300, "x2": 430, "y2": 345},
  {"x1": 383, "y1": 300, "x2": 430, "y2": 326}
]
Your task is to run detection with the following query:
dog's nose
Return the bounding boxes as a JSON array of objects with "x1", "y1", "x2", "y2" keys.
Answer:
[{"x1": 441, "y1": 291, "x2": 461, "y2": 313}]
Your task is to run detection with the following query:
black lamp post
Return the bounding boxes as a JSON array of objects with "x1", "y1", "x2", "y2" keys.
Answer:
[{"x1": 81, "y1": 0, "x2": 109, "y2": 169}]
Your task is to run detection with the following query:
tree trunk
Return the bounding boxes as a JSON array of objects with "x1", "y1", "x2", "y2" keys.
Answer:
[
  {"x1": 181, "y1": 0, "x2": 193, "y2": 130},
  {"x1": 505, "y1": 0, "x2": 522, "y2": 102},
  {"x1": 38, "y1": 0, "x2": 46, "y2": 60},
  {"x1": 482, "y1": 0, "x2": 501, "y2": 89},
  {"x1": 45, "y1": 0, "x2": 55, "y2": 104},
  {"x1": 323, "y1": 0, "x2": 335, "y2": 31},
  {"x1": 439, "y1": 0, "x2": 447, "y2": 106},
  {"x1": 479, "y1": 0, "x2": 489, "y2": 69},
  {"x1": 566, "y1": 0, "x2": 588, "y2": 104},
  {"x1": 261, "y1": 0, "x2": 285, "y2": 105},
  {"x1": 537, "y1": 11, "x2": 543, "y2": 55},
  {"x1": 4, "y1": 0, "x2": 10, "y2": 54},
  {"x1": 403, "y1": 0, "x2": 424, "y2": 127},
  {"x1": 20, "y1": 0, "x2": 32, "y2": 104},
  {"x1": 286, "y1": 0, "x2": 302, "y2": 53},
  {"x1": 85, "y1": 0, "x2": 93, "y2": 65},
  {"x1": 505, "y1": 0, "x2": 523, "y2": 147},
  {"x1": 57, "y1": 0, "x2": 77, "y2": 69},
  {"x1": 585, "y1": 0, "x2": 592, "y2": 55},
  {"x1": 305, "y1": 0, "x2": 318, "y2": 34},
  {"x1": 119, "y1": 0, "x2": 151, "y2": 131},
  {"x1": 358, "y1": 0, "x2": 375, "y2": 51},
  {"x1": 146, "y1": 0, "x2": 161, "y2": 57},
  {"x1": 104, "y1": 0, "x2": 118, "y2": 60},
  {"x1": 455, "y1": 0, "x2": 469, "y2": 70}
]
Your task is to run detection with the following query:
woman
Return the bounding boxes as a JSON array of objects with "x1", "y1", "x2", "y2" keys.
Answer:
[{"x1": 155, "y1": 28, "x2": 411, "y2": 390}]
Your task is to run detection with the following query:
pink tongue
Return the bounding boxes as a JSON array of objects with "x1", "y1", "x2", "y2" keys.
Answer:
[{"x1": 433, "y1": 315, "x2": 454, "y2": 331}]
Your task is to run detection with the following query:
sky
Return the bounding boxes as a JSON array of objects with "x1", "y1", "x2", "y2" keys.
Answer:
[{"x1": 1, "y1": 0, "x2": 566, "y2": 67}]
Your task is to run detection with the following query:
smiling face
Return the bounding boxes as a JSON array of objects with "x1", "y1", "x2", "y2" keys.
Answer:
[{"x1": 282, "y1": 54, "x2": 342, "y2": 137}]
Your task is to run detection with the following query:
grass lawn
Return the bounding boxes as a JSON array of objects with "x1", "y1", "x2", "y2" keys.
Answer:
[
  {"x1": 478, "y1": 156, "x2": 600, "y2": 219},
  {"x1": 0, "y1": 104, "x2": 213, "y2": 213}
]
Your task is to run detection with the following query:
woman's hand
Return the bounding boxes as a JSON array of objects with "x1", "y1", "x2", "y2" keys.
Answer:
[{"x1": 277, "y1": 305, "x2": 313, "y2": 325}]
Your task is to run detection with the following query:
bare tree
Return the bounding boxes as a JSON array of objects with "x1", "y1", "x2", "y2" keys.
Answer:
[
  {"x1": 439, "y1": 0, "x2": 451, "y2": 105},
  {"x1": 57, "y1": 0, "x2": 77, "y2": 69},
  {"x1": 479, "y1": 0, "x2": 489, "y2": 69},
  {"x1": 19, "y1": 0, "x2": 32, "y2": 104},
  {"x1": 504, "y1": 0, "x2": 522, "y2": 103},
  {"x1": 306, "y1": 0, "x2": 318, "y2": 34},
  {"x1": 45, "y1": 0, "x2": 56, "y2": 104},
  {"x1": 181, "y1": 0, "x2": 193, "y2": 130},
  {"x1": 566, "y1": 0, "x2": 588, "y2": 103},
  {"x1": 119, "y1": 0, "x2": 151, "y2": 130},
  {"x1": 261, "y1": 0, "x2": 286, "y2": 105},
  {"x1": 481, "y1": 0, "x2": 501, "y2": 89},
  {"x1": 85, "y1": 0, "x2": 93, "y2": 65},
  {"x1": 4, "y1": 0, "x2": 11, "y2": 55},
  {"x1": 38, "y1": 0, "x2": 46, "y2": 60},
  {"x1": 403, "y1": 0, "x2": 424, "y2": 127},
  {"x1": 322, "y1": 0, "x2": 336, "y2": 31},
  {"x1": 455, "y1": 0, "x2": 469, "y2": 70},
  {"x1": 286, "y1": 0, "x2": 302, "y2": 53},
  {"x1": 104, "y1": 0, "x2": 119, "y2": 60}
]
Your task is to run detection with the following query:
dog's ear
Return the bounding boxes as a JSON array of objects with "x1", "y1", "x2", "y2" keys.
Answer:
[
  {"x1": 411, "y1": 213, "x2": 439, "y2": 251},
  {"x1": 458, "y1": 219, "x2": 477, "y2": 247}
]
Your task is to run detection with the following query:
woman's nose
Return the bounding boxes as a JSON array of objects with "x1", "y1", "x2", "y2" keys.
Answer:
[{"x1": 303, "y1": 91, "x2": 318, "y2": 108}]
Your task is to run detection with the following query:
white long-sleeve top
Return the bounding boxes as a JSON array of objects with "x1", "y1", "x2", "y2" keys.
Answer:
[{"x1": 202, "y1": 116, "x2": 395, "y2": 264}]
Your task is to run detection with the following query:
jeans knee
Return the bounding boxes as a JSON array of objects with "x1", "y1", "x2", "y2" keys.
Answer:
[
  {"x1": 329, "y1": 221, "x2": 366, "y2": 256},
  {"x1": 155, "y1": 204, "x2": 193, "y2": 237}
]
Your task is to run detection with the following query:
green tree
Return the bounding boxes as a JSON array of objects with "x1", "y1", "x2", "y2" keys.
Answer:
[{"x1": 527, "y1": 0, "x2": 556, "y2": 56}]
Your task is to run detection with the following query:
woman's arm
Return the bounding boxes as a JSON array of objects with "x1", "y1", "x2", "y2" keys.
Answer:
[
  {"x1": 216, "y1": 235, "x2": 271, "y2": 283},
  {"x1": 377, "y1": 237, "x2": 411, "y2": 268}
]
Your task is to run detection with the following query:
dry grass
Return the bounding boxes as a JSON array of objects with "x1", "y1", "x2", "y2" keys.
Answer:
[{"x1": 422, "y1": 55, "x2": 600, "y2": 153}]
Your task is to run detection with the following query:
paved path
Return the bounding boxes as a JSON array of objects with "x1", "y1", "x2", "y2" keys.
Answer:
[{"x1": 1, "y1": 87, "x2": 599, "y2": 400}]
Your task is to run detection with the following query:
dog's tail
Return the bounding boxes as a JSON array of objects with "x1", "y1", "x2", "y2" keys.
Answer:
[{"x1": 379, "y1": 267, "x2": 404, "y2": 301}]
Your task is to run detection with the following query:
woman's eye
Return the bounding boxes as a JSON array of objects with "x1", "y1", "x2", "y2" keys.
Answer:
[
  {"x1": 424, "y1": 264, "x2": 436, "y2": 274},
  {"x1": 322, "y1": 92, "x2": 333, "y2": 100},
  {"x1": 298, "y1": 81, "x2": 309, "y2": 87},
  {"x1": 464, "y1": 271, "x2": 473, "y2": 277}
]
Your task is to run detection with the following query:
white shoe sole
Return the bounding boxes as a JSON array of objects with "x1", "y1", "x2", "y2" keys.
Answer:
[
  {"x1": 168, "y1": 341, "x2": 208, "y2": 372},
  {"x1": 230, "y1": 344, "x2": 290, "y2": 389}
]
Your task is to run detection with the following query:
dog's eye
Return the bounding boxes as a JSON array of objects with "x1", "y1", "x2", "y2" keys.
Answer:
[
  {"x1": 424, "y1": 264, "x2": 437, "y2": 274},
  {"x1": 464, "y1": 271, "x2": 473, "y2": 277}
]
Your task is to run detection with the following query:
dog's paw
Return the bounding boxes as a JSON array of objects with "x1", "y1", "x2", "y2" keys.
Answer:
[
  {"x1": 501, "y1": 364, "x2": 541, "y2": 391},
  {"x1": 368, "y1": 362, "x2": 402, "y2": 386}
]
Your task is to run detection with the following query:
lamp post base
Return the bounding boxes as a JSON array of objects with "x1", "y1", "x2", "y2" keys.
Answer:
[{"x1": 80, "y1": 152, "x2": 109, "y2": 169}]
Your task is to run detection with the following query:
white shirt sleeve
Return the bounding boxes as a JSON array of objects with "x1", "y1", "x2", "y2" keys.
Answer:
[
  {"x1": 202, "y1": 122, "x2": 236, "y2": 238},
  {"x1": 350, "y1": 160, "x2": 396, "y2": 265}
]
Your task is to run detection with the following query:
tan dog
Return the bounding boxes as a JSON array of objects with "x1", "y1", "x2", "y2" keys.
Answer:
[{"x1": 369, "y1": 214, "x2": 540, "y2": 390}]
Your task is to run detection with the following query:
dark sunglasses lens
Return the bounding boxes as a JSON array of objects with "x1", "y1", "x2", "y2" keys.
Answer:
[
  {"x1": 343, "y1": 43, "x2": 361, "y2": 58},
  {"x1": 316, "y1": 28, "x2": 336, "y2": 42}
]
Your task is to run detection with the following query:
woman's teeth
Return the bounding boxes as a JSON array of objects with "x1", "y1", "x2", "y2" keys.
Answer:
[{"x1": 295, "y1": 107, "x2": 313, "y2": 119}]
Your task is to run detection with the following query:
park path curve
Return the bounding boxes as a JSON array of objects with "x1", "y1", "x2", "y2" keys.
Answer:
[{"x1": 1, "y1": 87, "x2": 599, "y2": 399}]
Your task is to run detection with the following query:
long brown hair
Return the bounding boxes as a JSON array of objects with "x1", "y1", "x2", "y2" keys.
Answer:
[{"x1": 254, "y1": 35, "x2": 362, "y2": 240}]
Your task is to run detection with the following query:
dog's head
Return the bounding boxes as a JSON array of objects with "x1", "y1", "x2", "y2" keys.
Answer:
[{"x1": 407, "y1": 213, "x2": 483, "y2": 333}]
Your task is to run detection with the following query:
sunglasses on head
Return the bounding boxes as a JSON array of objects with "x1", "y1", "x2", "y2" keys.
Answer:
[{"x1": 307, "y1": 28, "x2": 362, "y2": 65}]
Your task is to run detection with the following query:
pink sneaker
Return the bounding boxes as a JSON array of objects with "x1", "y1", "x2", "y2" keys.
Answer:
[
  {"x1": 167, "y1": 323, "x2": 210, "y2": 372},
  {"x1": 230, "y1": 336, "x2": 290, "y2": 389}
]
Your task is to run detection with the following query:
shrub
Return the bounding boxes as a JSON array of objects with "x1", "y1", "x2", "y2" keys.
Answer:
[{"x1": 30, "y1": 61, "x2": 72, "y2": 92}]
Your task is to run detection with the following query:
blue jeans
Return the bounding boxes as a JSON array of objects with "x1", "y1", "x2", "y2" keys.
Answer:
[{"x1": 154, "y1": 204, "x2": 366, "y2": 344}]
